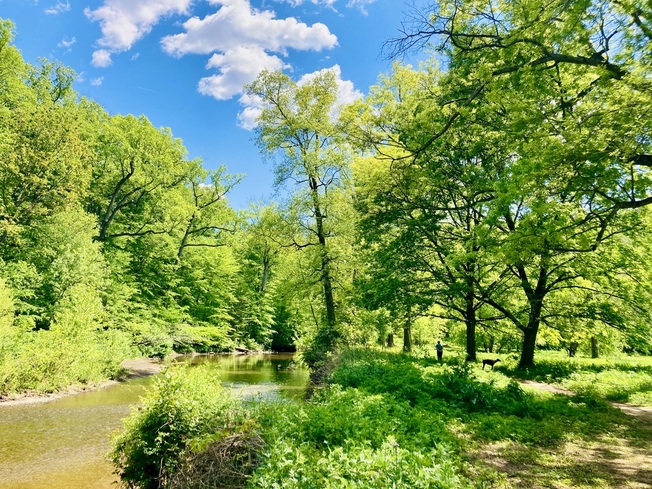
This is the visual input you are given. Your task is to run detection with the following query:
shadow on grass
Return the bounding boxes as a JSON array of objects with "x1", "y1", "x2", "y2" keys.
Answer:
[{"x1": 327, "y1": 349, "x2": 652, "y2": 488}]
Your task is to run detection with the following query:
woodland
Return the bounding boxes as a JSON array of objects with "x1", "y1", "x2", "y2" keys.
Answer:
[
  {"x1": 1, "y1": 0, "x2": 652, "y2": 395},
  {"x1": 3, "y1": 1, "x2": 652, "y2": 487}
]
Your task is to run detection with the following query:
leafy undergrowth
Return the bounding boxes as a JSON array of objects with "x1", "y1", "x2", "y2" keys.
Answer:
[
  {"x1": 111, "y1": 349, "x2": 652, "y2": 489},
  {"x1": 497, "y1": 351, "x2": 652, "y2": 406}
]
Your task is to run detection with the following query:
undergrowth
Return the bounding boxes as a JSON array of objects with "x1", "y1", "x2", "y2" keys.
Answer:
[{"x1": 111, "y1": 349, "x2": 651, "y2": 488}]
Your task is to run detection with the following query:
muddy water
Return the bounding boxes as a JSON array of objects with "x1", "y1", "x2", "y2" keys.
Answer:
[{"x1": 0, "y1": 353, "x2": 307, "y2": 489}]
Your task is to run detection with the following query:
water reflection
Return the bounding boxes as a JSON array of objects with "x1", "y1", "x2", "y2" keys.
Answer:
[
  {"x1": 0, "y1": 353, "x2": 306, "y2": 489},
  {"x1": 174, "y1": 353, "x2": 308, "y2": 401}
]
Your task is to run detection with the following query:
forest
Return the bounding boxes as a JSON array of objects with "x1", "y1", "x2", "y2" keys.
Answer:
[
  {"x1": 2, "y1": 0, "x2": 652, "y2": 394},
  {"x1": 0, "y1": 2, "x2": 652, "y2": 394},
  {"x1": 1, "y1": 1, "x2": 652, "y2": 486}
]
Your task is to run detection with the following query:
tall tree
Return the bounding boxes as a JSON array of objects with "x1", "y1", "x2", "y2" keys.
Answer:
[
  {"x1": 175, "y1": 167, "x2": 240, "y2": 262},
  {"x1": 349, "y1": 63, "x2": 506, "y2": 361},
  {"x1": 245, "y1": 69, "x2": 351, "y2": 365},
  {"x1": 87, "y1": 114, "x2": 194, "y2": 244}
]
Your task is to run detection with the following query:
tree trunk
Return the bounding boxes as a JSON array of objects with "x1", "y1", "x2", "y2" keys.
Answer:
[
  {"x1": 590, "y1": 336, "x2": 599, "y2": 358},
  {"x1": 518, "y1": 325, "x2": 539, "y2": 369},
  {"x1": 465, "y1": 290, "x2": 477, "y2": 361},
  {"x1": 403, "y1": 301, "x2": 413, "y2": 352},
  {"x1": 403, "y1": 323, "x2": 412, "y2": 352},
  {"x1": 310, "y1": 174, "x2": 337, "y2": 349},
  {"x1": 387, "y1": 333, "x2": 394, "y2": 348},
  {"x1": 516, "y1": 262, "x2": 547, "y2": 369},
  {"x1": 177, "y1": 213, "x2": 196, "y2": 262},
  {"x1": 568, "y1": 342, "x2": 578, "y2": 357},
  {"x1": 260, "y1": 255, "x2": 270, "y2": 292}
]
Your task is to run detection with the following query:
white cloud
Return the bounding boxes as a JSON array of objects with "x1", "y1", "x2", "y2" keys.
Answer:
[
  {"x1": 161, "y1": 0, "x2": 337, "y2": 100},
  {"x1": 237, "y1": 64, "x2": 362, "y2": 130},
  {"x1": 298, "y1": 64, "x2": 363, "y2": 114},
  {"x1": 45, "y1": 0, "x2": 71, "y2": 15},
  {"x1": 85, "y1": 0, "x2": 191, "y2": 66},
  {"x1": 58, "y1": 36, "x2": 76, "y2": 49},
  {"x1": 84, "y1": 0, "x2": 341, "y2": 102},
  {"x1": 162, "y1": 2, "x2": 337, "y2": 56},
  {"x1": 276, "y1": 0, "x2": 337, "y2": 8},
  {"x1": 199, "y1": 45, "x2": 288, "y2": 100},
  {"x1": 92, "y1": 49, "x2": 113, "y2": 67},
  {"x1": 276, "y1": 0, "x2": 376, "y2": 12},
  {"x1": 345, "y1": 0, "x2": 376, "y2": 15},
  {"x1": 237, "y1": 93, "x2": 264, "y2": 130},
  {"x1": 91, "y1": 77, "x2": 105, "y2": 86}
]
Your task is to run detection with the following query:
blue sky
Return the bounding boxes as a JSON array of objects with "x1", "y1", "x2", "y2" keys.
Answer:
[{"x1": 1, "y1": 0, "x2": 424, "y2": 209}]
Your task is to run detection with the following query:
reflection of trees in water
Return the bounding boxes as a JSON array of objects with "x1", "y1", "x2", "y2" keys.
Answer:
[{"x1": 176, "y1": 353, "x2": 308, "y2": 390}]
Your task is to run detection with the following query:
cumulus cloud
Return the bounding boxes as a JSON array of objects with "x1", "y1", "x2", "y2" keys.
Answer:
[
  {"x1": 162, "y1": 2, "x2": 337, "y2": 56},
  {"x1": 237, "y1": 92, "x2": 265, "y2": 130},
  {"x1": 298, "y1": 65, "x2": 362, "y2": 106},
  {"x1": 92, "y1": 49, "x2": 113, "y2": 67},
  {"x1": 161, "y1": 0, "x2": 337, "y2": 100},
  {"x1": 237, "y1": 64, "x2": 362, "y2": 130},
  {"x1": 84, "y1": 0, "x2": 343, "y2": 103},
  {"x1": 199, "y1": 45, "x2": 288, "y2": 100},
  {"x1": 85, "y1": 0, "x2": 191, "y2": 66}
]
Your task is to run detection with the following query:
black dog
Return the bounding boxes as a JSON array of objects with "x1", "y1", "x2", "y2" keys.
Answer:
[{"x1": 482, "y1": 358, "x2": 500, "y2": 370}]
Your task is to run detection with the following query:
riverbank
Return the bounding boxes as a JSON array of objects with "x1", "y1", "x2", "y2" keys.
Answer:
[{"x1": 0, "y1": 357, "x2": 165, "y2": 407}]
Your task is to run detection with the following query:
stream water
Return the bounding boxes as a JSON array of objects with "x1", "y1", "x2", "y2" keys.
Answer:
[{"x1": 0, "y1": 353, "x2": 308, "y2": 489}]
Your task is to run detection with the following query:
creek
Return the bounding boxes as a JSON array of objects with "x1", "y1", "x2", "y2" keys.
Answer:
[{"x1": 0, "y1": 353, "x2": 308, "y2": 489}]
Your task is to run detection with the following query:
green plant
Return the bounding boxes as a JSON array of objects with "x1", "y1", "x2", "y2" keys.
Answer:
[{"x1": 110, "y1": 366, "x2": 247, "y2": 489}]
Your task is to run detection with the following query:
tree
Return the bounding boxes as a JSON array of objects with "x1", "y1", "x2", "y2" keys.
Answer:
[
  {"x1": 244, "y1": 69, "x2": 352, "y2": 365},
  {"x1": 87, "y1": 114, "x2": 195, "y2": 244},
  {"x1": 375, "y1": 0, "x2": 652, "y2": 368},
  {"x1": 175, "y1": 167, "x2": 241, "y2": 262},
  {"x1": 0, "y1": 54, "x2": 92, "y2": 255},
  {"x1": 349, "y1": 63, "x2": 506, "y2": 361}
]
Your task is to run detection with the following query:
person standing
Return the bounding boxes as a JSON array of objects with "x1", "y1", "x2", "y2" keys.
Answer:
[{"x1": 436, "y1": 341, "x2": 444, "y2": 361}]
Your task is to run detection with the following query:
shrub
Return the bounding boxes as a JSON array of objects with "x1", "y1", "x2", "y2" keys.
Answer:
[
  {"x1": 249, "y1": 437, "x2": 466, "y2": 489},
  {"x1": 167, "y1": 431, "x2": 266, "y2": 489},
  {"x1": 111, "y1": 366, "x2": 247, "y2": 489}
]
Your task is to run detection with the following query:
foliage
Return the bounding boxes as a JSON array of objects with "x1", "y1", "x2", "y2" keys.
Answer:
[
  {"x1": 350, "y1": 0, "x2": 652, "y2": 369},
  {"x1": 111, "y1": 366, "x2": 248, "y2": 489},
  {"x1": 500, "y1": 350, "x2": 652, "y2": 406},
  {"x1": 245, "y1": 69, "x2": 356, "y2": 365},
  {"x1": 108, "y1": 348, "x2": 652, "y2": 489}
]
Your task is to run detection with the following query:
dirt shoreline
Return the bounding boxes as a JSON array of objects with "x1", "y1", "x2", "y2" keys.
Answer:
[{"x1": 0, "y1": 357, "x2": 166, "y2": 407}]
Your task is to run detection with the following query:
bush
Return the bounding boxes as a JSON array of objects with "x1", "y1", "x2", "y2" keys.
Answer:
[
  {"x1": 249, "y1": 436, "x2": 465, "y2": 489},
  {"x1": 167, "y1": 432, "x2": 266, "y2": 489},
  {"x1": 110, "y1": 366, "x2": 248, "y2": 489}
]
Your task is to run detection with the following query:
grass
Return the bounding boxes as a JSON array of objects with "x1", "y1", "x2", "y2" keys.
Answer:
[
  {"x1": 490, "y1": 350, "x2": 652, "y2": 407},
  {"x1": 321, "y1": 348, "x2": 652, "y2": 488}
]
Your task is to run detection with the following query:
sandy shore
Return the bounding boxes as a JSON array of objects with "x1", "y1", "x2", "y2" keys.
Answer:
[{"x1": 0, "y1": 357, "x2": 166, "y2": 407}]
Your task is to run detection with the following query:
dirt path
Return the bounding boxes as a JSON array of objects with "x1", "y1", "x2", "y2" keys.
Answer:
[
  {"x1": 0, "y1": 357, "x2": 165, "y2": 407},
  {"x1": 517, "y1": 378, "x2": 652, "y2": 419},
  {"x1": 472, "y1": 378, "x2": 652, "y2": 488}
]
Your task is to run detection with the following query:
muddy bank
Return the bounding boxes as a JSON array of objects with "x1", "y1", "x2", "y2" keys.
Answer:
[{"x1": 0, "y1": 357, "x2": 165, "y2": 407}]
